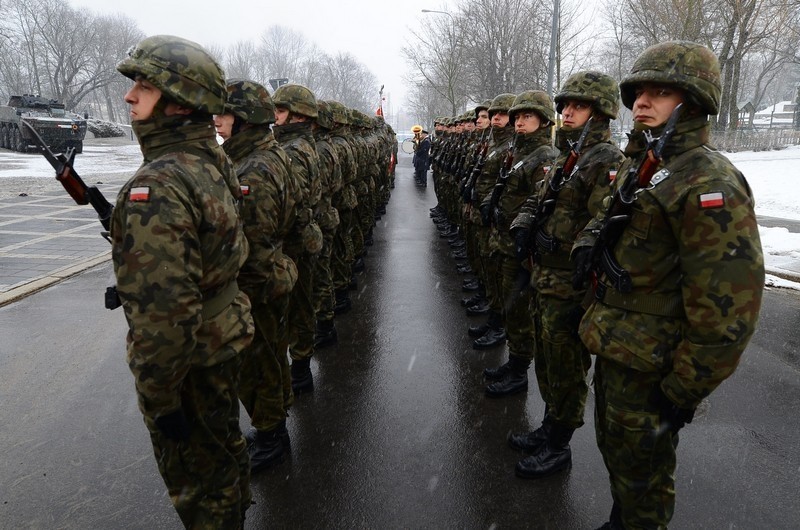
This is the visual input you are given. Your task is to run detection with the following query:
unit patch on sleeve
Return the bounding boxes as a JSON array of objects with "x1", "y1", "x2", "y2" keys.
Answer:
[
  {"x1": 240, "y1": 185, "x2": 251, "y2": 196},
  {"x1": 699, "y1": 191, "x2": 725, "y2": 209},
  {"x1": 129, "y1": 186, "x2": 150, "y2": 202}
]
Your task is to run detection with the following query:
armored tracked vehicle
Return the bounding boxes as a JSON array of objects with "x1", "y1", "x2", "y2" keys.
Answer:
[{"x1": 0, "y1": 94, "x2": 87, "y2": 153}]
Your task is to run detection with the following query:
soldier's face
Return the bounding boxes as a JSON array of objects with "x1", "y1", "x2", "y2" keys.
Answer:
[
  {"x1": 560, "y1": 99, "x2": 593, "y2": 128},
  {"x1": 213, "y1": 113, "x2": 235, "y2": 141},
  {"x1": 476, "y1": 110, "x2": 490, "y2": 129},
  {"x1": 274, "y1": 106, "x2": 290, "y2": 125},
  {"x1": 491, "y1": 112, "x2": 509, "y2": 128},
  {"x1": 464, "y1": 121, "x2": 475, "y2": 131},
  {"x1": 514, "y1": 112, "x2": 542, "y2": 134},
  {"x1": 633, "y1": 84, "x2": 685, "y2": 127},
  {"x1": 124, "y1": 78, "x2": 162, "y2": 121}
]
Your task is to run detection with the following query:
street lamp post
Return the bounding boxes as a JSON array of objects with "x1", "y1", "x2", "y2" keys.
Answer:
[{"x1": 421, "y1": 9, "x2": 459, "y2": 117}]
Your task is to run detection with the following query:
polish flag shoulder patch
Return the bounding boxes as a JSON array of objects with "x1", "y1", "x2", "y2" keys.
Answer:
[
  {"x1": 608, "y1": 170, "x2": 618, "y2": 182},
  {"x1": 240, "y1": 184, "x2": 251, "y2": 196},
  {"x1": 129, "y1": 186, "x2": 150, "y2": 202},
  {"x1": 699, "y1": 191, "x2": 725, "y2": 209},
  {"x1": 543, "y1": 165, "x2": 552, "y2": 175}
]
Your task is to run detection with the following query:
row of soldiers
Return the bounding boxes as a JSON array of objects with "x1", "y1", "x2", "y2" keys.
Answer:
[
  {"x1": 212, "y1": 80, "x2": 397, "y2": 474},
  {"x1": 109, "y1": 34, "x2": 396, "y2": 528},
  {"x1": 424, "y1": 41, "x2": 764, "y2": 529}
]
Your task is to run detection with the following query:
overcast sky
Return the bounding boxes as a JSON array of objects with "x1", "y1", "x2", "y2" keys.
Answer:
[{"x1": 69, "y1": 0, "x2": 456, "y2": 113}]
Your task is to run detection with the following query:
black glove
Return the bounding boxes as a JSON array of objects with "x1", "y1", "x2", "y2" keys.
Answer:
[
  {"x1": 479, "y1": 203, "x2": 491, "y2": 227},
  {"x1": 513, "y1": 228, "x2": 532, "y2": 262},
  {"x1": 656, "y1": 389, "x2": 695, "y2": 435},
  {"x1": 571, "y1": 246, "x2": 592, "y2": 291},
  {"x1": 155, "y1": 409, "x2": 191, "y2": 442}
]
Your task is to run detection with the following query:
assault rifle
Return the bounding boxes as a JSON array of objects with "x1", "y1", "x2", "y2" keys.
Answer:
[
  {"x1": 532, "y1": 117, "x2": 594, "y2": 257},
  {"x1": 488, "y1": 134, "x2": 517, "y2": 227},
  {"x1": 462, "y1": 129, "x2": 490, "y2": 204},
  {"x1": 584, "y1": 104, "x2": 683, "y2": 293},
  {"x1": 21, "y1": 120, "x2": 121, "y2": 309}
]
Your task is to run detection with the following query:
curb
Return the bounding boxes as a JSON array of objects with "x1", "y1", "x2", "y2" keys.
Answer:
[
  {"x1": 0, "y1": 252, "x2": 111, "y2": 308},
  {"x1": 765, "y1": 266, "x2": 800, "y2": 285}
]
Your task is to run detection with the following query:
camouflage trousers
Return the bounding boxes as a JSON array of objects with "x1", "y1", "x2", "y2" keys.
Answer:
[
  {"x1": 288, "y1": 253, "x2": 317, "y2": 361},
  {"x1": 143, "y1": 357, "x2": 250, "y2": 529},
  {"x1": 477, "y1": 225, "x2": 500, "y2": 314},
  {"x1": 353, "y1": 193, "x2": 371, "y2": 258},
  {"x1": 497, "y1": 253, "x2": 534, "y2": 361},
  {"x1": 314, "y1": 228, "x2": 337, "y2": 321},
  {"x1": 239, "y1": 299, "x2": 293, "y2": 432},
  {"x1": 594, "y1": 356, "x2": 678, "y2": 529},
  {"x1": 331, "y1": 209, "x2": 355, "y2": 292},
  {"x1": 534, "y1": 291, "x2": 591, "y2": 429}
]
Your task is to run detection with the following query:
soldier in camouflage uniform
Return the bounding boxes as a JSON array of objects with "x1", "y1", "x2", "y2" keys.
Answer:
[
  {"x1": 273, "y1": 84, "x2": 324, "y2": 395},
  {"x1": 213, "y1": 79, "x2": 298, "y2": 472},
  {"x1": 112, "y1": 35, "x2": 254, "y2": 528},
  {"x1": 570, "y1": 42, "x2": 764, "y2": 529},
  {"x1": 480, "y1": 90, "x2": 558, "y2": 398},
  {"x1": 313, "y1": 100, "x2": 343, "y2": 349},
  {"x1": 506, "y1": 72, "x2": 625, "y2": 479},
  {"x1": 469, "y1": 94, "x2": 516, "y2": 349}
]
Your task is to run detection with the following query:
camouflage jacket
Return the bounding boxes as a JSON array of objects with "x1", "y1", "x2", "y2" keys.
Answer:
[
  {"x1": 486, "y1": 128, "x2": 557, "y2": 255},
  {"x1": 330, "y1": 127, "x2": 358, "y2": 210},
  {"x1": 313, "y1": 128, "x2": 342, "y2": 232},
  {"x1": 111, "y1": 115, "x2": 254, "y2": 420},
  {"x1": 576, "y1": 117, "x2": 764, "y2": 409},
  {"x1": 274, "y1": 121, "x2": 322, "y2": 256},
  {"x1": 469, "y1": 125, "x2": 514, "y2": 225},
  {"x1": 223, "y1": 125, "x2": 298, "y2": 302},
  {"x1": 514, "y1": 121, "x2": 624, "y2": 296}
]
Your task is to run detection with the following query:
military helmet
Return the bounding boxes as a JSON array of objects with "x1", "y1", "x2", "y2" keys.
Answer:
[
  {"x1": 316, "y1": 100, "x2": 334, "y2": 129},
  {"x1": 474, "y1": 100, "x2": 493, "y2": 114},
  {"x1": 327, "y1": 100, "x2": 349, "y2": 125},
  {"x1": 463, "y1": 108, "x2": 476, "y2": 122},
  {"x1": 224, "y1": 79, "x2": 275, "y2": 124},
  {"x1": 272, "y1": 83, "x2": 318, "y2": 118},
  {"x1": 117, "y1": 35, "x2": 226, "y2": 115},
  {"x1": 488, "y1": 93, "x2": 516, "y2": 116},
  {"x1": 555, "y1": 71, "x2": 619, "y2": 119},
  {"x1": 619, "y1": 40, "x2": 721, "y2": 114},
  {"x1": 508, "y1": 90, "x2": 555, "y2": 125}
]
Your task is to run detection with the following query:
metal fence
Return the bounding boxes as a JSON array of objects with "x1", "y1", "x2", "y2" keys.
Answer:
[{"x1": 712, "y1": 127, "x2": 800, "y2": 152}]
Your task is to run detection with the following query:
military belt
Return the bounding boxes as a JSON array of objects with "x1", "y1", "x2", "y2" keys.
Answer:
[
  {"x1": 594, "y1": 282, "x2": 684, "y2": 318},
  {"x1": 201, "y1": 280, "x2": 239, "y2": 320},
  {"x1": 536, "y1": 251, "x2": 572, "y2": 270}
]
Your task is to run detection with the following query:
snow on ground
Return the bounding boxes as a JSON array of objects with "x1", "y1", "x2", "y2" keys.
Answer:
[{"x1": 1, "y1": 138, "x2": 799, "y2": 289}]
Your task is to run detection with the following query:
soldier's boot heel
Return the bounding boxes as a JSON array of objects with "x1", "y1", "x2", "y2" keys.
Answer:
[
  {"x1": 507, "y1": 419, "x2": 551, "y2": 453},
  {"x1": 514, "y1": 424, "x2": 574, "y2": 479},
  {"x1": 249, "y1": 427, "x2": 286, "y2": 473},
  {"x1": 291, "y1": 358, "x2": 314, "y2": 394}
]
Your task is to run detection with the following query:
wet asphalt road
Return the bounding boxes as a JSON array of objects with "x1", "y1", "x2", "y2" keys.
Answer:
[{"x1": 1, "y1": 153, "x2": 800, "y2": 529}]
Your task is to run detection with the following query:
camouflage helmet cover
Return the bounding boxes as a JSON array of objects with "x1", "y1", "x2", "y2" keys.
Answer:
[
  {"x1": 474, "y1": 99, "x2": 493, "y2": 114},
  {"x1": 327, "y1": 100, "x2": 349, "y2": 125},
  {"x1": 508, "y1": 90, "x2": 555, "y2": 125},
  {"x1": 488, "y1": 93, "x2": 517, "y2": 115},
  {"x1": 316, "y1": 100, "x2": 335, "y2": 129},
  {"x1": 555, "y1": 70, "x2": 619, "y2": 119},
  {"x1": 224, "y1": 79, "x2": 275, "y2": 125},
  {"x1": 619, "y1": 40, "x2": 721, "y2": 114},
  {"x1": 272, "y1": 83, "x2": 319, "y2": 118},
  {"x1": 117, "y1": 34, "x2": 226, "y2": 115}
]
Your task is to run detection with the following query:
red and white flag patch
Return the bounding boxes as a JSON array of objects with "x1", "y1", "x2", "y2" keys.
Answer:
[
  {"x1": 609, "y1": 170, "x2": 618, "y2": 182},
  {"x1": 543, "y1": 165, "x2": 551, "y2": 174},
  {"x1": 699, "y1": 191, "x2": 724, "y2": 209},
  {"x1": 240, "y1": 185, "x2": 251, "y2": 196},
  {"x1": 129, "y1": 186, "x2": 150, "y2": 202}
]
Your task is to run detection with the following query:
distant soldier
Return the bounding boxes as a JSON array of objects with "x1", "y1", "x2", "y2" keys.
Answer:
[
  {"x1": 214, "y1": 79, "x2": 298, "y2": 472},
  {"x1": 507, "y1": 72, "x2": 624, "y2": 479},
  {"x1": 571, "y1": 42, "x2": 765, "y2": 529},
  {"x1": 113, "y1": 35, "x2": 254, "y2": 528},
  {"x1": 272, "y1": 83, "x2": 323, "y2": 394}
]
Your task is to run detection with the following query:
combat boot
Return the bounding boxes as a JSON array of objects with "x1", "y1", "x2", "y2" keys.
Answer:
[
  {"x1": 249, "y1": 426, "x2": 285, "y2": 473},
  {"x1": 334, "y1": 289, "x2": 352, "y2": 315},
  {"x1": 461, "y1": 293, "x2": 484, "y2": 307},
  {"x1": 514, "y1": 423, "x2": 574, "y2": 479},
  {"x1": 485, "y1": 355, "x2": 529, "y2": 397},
  {"x1": 465, "y1": 299, "x2": 489, "y2": 316},
  {"x1": 462, "y1": 278, "x2": 480, "y2": 292},
  {"x1": 451, "y1": 249, "x2": 467, "y2": 260},
  {"x1": 483, "y1": 359, "x2": 512, "y2": 381},
  {"x1": 507, "y1": 420, "x2": 552, "y2": 453},
  {"x1": 291, "y1": 358, "x2": 314, "y2": 394},
  {"x1": 468, "y1": 321, "x2": 491, "y2": 338},
  {"x1": 473, "y1": 311, "x2": 506, "y2": 349},
  {"x1": 314, "y1": 319, "x2": 338, "y2": 349}
]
